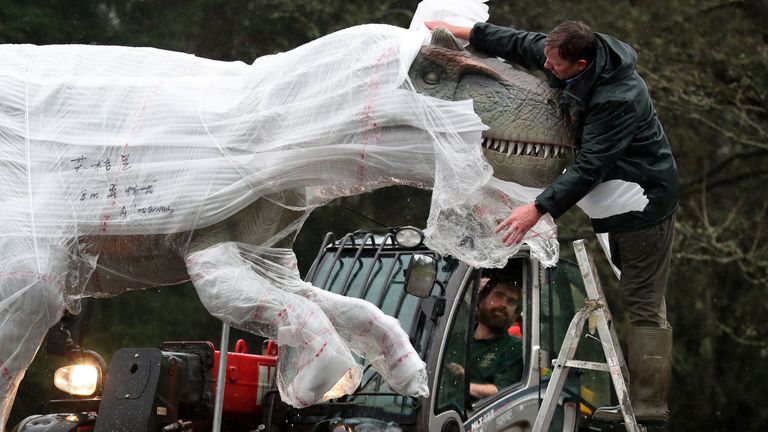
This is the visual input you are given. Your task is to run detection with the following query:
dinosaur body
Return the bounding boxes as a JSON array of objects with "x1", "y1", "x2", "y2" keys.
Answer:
[{"x1": 75, "y1": 29, "x2": 578, "y2": 296}]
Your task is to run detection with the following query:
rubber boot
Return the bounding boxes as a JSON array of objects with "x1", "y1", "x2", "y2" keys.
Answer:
[{"x1": 592, "y1": 326, "x2": 673, "y2": 425}]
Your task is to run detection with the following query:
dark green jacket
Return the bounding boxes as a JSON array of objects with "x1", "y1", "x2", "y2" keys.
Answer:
[{"x1": 470, "y1": 23, "x2": 679, "y2": 233}]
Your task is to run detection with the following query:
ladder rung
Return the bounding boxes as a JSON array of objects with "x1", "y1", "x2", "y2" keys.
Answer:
[{"x1": 560, "y1": 359, "x2": 611, "y2": 372}]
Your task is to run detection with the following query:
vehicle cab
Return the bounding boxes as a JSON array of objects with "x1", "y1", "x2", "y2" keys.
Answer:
[{"x1": 263, "y1": 226, "x2": 611, "y2": 432}]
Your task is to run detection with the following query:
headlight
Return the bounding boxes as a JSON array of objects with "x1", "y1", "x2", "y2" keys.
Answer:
[
  {"x1": 54, "y1": 364, "x2": 100, "y2": 396},
  {"x1": 330, "y1": 418, "x2": 403, "y2": 432},
  {"x1": 394, "y1": 227, "x2": 423, "y2": 248}
]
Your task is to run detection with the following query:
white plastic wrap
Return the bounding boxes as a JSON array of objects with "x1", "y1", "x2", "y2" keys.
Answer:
[
  {"x1": 410, "y1": 0, "x2": 489, "y2": 33},
  {"x1": 186, "y1": 243, "x2": 364, "y2": 408},
  {"x1": 189, "y1": 243, "x2": 429, "y2": 402},
  {"x1": 0, "y1": 31, "x2": 486, "y2": 238},
  {"x1": 427, "y1": 176, "x2": 648, "y2": 268},
  {"x1": 0, "y1": 21, "x2": 493, "y2": 419}
]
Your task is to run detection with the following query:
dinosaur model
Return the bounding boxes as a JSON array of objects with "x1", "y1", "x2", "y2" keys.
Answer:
[{"x1": 0, "y1": 23, "x2": 586, "y2": 426}]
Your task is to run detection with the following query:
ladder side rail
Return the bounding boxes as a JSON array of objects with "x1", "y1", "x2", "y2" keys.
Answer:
[
  {"x1": 574, "y1": 240, "x2": 643, "y2": 432},
  {"x1": 531, "y1": 305, "x2": 591, "y2": 432},
  {"x1": 573, "y1": 240, "x2": 629, "y2": 382},
  {"x1": 594, "y1": 305, "x2": 643, "y2": 432}
]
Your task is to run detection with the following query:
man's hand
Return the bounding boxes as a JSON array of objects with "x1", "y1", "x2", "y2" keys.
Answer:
[
  {"x1": 495, "y1": 202, "x2": 545, "y2": 246},
  {"x1": 446, "y1": 362, "x2": 465, "y2": 378},
  {"x1": 424, "y1": 20, "x2": 472, "y2": 40},
  {"x1": 469, "y1": 382, "x2": 499, "y2": 399}
]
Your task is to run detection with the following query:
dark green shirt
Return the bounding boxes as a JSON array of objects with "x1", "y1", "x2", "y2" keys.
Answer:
[{"x1": 469, "y1": 334, "x2": 523, "y2": 390}]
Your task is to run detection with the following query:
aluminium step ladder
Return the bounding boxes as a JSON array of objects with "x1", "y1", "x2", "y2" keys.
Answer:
[{"x1": 532, "y1": 239, "x2": 645, "y2": 432}]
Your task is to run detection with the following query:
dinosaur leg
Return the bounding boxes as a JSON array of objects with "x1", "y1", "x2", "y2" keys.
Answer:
[
  {"x1": 292, "y1": 286, "x2": 429, "y2": 398},
  {"x1": 0, "y1": 247, "x2": 67, "y2": 429},
  {"x1": 233, "y1": 244, "x2": 429, "y2": 398},
  {"x1": 184, "y1": 242, "x2": 361, "y2": 408}
]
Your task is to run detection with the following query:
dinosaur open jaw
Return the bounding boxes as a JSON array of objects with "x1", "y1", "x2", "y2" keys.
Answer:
[
  {"x1": 480, "y1": 137, "x2": 570, "y2": 159},
  {"x1": 480, "y1": 136, "x2": 571, "y2": 188}
]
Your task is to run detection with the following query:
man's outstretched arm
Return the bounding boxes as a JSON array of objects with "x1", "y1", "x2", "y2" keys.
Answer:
[{"x1": 424, "y1": 20, "x2": 472, "y2": 39}]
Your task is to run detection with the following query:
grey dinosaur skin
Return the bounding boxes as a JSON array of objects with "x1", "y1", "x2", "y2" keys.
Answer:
[{"x1": 409, "y1": 29, "x2": 574, "y2": 188}]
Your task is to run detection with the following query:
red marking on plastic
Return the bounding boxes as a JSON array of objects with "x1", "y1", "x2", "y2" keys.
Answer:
[
  {"x1": 315, "y1": 341, "x2": 328, "y2": 357},
  {"x1": 358, "y1": 47, "x2": 395, "y2": 183},
  {"x1": 100, "y1": 214, "x2": 111, "y2": 232}
]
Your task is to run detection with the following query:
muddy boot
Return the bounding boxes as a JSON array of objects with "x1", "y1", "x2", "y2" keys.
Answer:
[{"x1": 592, "y1": 326, "x2": 672, "y2": 425}]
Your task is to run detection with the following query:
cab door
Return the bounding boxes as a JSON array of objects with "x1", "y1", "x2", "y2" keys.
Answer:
[
  {"x1": 428, "y1": 255, "x2": 539, "y2": 432},
  {"x1": 425, "y1": 264, "x2": 476, "y2": 432}
]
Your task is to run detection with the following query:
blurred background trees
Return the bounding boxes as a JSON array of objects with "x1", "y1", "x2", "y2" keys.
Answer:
[{"x1": 3, "y1": 0, "x2": 766, "y2": 430}]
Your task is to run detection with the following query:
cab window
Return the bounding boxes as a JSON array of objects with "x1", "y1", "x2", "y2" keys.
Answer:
[{"x1": 435, "y1": 259, "x2": 528, "y2": 413}]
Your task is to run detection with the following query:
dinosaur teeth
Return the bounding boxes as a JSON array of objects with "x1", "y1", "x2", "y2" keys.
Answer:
[{"x1": 484, "y1": 138, "x2": 571, "y2": 158}]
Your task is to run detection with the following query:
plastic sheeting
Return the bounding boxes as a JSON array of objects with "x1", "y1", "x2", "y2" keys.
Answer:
[
  {"x1": 0, "y1": 30, "x2": 486, "y2": 238},
  {"x1": 0, "y1": 20, "x2": 494, "y2": 419},
  {"x1": 186, "y1": 243, "x2": 363, "y2": 408},
  {"x1": 187, "y1": 243, "x2": 428, "y2": 407},
  {"x1": 410, "y1": 0, "x2": 490, "y2": 33}
]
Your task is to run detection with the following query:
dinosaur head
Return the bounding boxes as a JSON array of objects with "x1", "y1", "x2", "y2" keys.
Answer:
[{"x1": 408, "y1": 28, "x2": 575, "y2": 188}]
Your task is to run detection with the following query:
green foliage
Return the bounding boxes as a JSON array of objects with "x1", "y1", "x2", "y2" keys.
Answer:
[{"x1": 0, "y1": 0, "x2": 112, "y2": 44}]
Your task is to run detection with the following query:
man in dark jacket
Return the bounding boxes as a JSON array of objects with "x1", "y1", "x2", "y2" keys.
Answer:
[{"x1": 425, "y1": 20, "x2": 678, "y2": 425}]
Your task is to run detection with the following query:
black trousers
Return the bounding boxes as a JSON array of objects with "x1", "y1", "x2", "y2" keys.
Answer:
[{"x1": 608, "y1": 213, "x2": 676, "y2": 328}]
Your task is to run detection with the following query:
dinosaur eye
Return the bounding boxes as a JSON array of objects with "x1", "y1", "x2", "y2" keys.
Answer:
[{"x1": 423, "y1": 70, "x2": 440, "y2": 85}]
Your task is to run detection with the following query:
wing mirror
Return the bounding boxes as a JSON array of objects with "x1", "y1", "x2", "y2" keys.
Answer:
[{"x1": 404, "y1": 254, "x2": 437, "y2": 298}]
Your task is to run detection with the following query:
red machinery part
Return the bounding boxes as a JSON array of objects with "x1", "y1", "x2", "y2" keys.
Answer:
[{"x1": 212, "y1": 339, "x2": 278, "y2": 414}]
